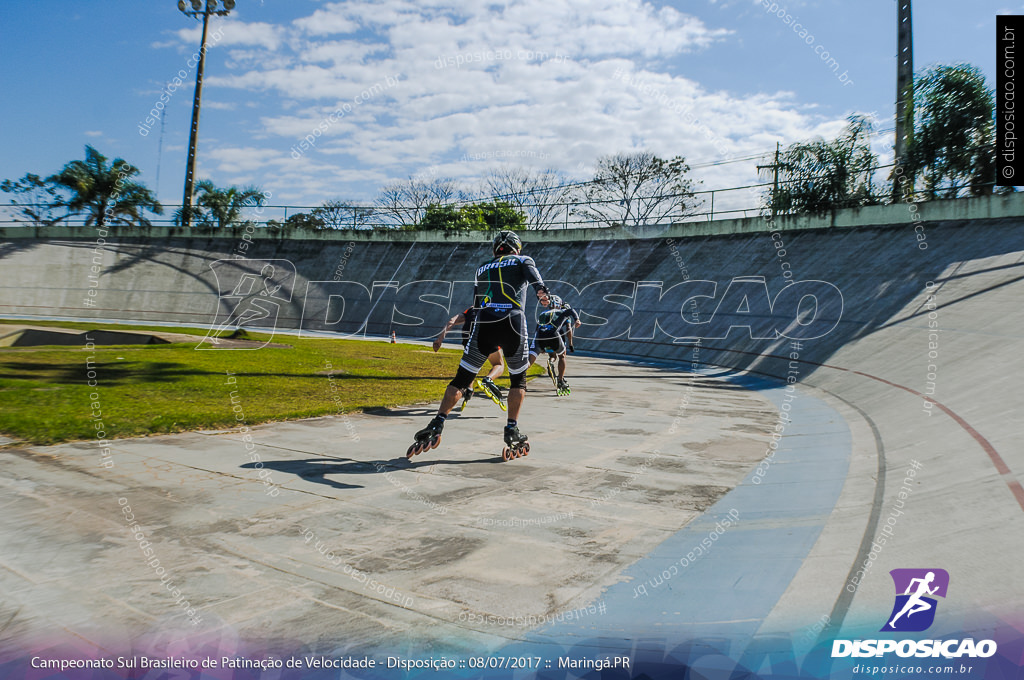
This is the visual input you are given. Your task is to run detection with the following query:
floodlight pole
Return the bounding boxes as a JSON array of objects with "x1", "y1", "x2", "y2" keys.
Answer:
[
  {"x1": 893, "y1": 0, "x2": 913, "y2": 201},
  {"x1": 179, "y1": 0, "x2": 233, "y2": 226}
]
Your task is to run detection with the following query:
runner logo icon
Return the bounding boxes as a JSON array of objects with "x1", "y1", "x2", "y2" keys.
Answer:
[
  {"x1": 881, "y1": 568, "x2": 949, "y2": 632},
  {"x1": 200, "y1": 259, "x2": 296, "y2": 350}
]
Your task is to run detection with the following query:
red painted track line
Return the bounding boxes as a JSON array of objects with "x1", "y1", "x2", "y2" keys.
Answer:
[
  {"x1": 703, "y1": 345, "x2": 1024, "y2": 514},
  {"x1": 842, "y1": 367, "x2": 1024, "y2": 511},
  {"x1": 651, "y1": 342, "x2": 1019, "y2": 512}
]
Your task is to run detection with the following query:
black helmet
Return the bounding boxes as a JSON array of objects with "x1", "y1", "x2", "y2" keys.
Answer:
[{"x1": 492, "y1": 230, "x2": 522, "y2": 255}]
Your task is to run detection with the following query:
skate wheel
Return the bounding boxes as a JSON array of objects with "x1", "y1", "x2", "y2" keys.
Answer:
[
  {"x1": 406, "y1": 443, "x2": 419, "y2": 458},
  {"x1": 522, "y1": 443, "x2": 530, "y2": 456},
  {"x1": 429, "y1": 434, "x2": 441, "y2": 450},
  {"x1": 502, "y1": 446, "x2": 512, "y2": 461}
]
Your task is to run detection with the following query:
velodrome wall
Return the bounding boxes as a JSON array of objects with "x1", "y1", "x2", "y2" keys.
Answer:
[{"x1": 2, "y1": 193, "x2": 1023, "y2": 381}]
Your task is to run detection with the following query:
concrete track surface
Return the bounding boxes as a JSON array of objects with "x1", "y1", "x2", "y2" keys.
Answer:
[{"x1": 1, "y1": 195, "x2": 1023, "y2": 677}]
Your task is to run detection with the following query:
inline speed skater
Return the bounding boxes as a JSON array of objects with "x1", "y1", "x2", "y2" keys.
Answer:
[
  {"x1": 528, "y1": 295, "x2": 581, "y2": 395},
  {"x1": 408, "y1": 230, "x2": 550, "y2": 460}
]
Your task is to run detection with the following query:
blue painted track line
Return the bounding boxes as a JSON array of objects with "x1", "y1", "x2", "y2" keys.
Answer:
[{"x1": 523, "y1": 372, "x2": 852, "y2": 649}]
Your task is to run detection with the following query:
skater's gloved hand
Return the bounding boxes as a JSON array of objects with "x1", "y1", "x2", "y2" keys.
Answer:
[
  {"x1": 569, "y1": 344, "x2": 575, "y2": 353},
  {"x1": 432, "y1": 337, "x2": 443, "y2": 352}
]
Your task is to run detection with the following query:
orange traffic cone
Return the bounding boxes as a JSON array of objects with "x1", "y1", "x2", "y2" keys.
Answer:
[{"x1": 390, "y1": 331, "x2": 396, "y2": 344}]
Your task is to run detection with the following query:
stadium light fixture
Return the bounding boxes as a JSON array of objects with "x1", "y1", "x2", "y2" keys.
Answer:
[{"x1": 176, "y1": 0, "x2": 236, "y2": 227}]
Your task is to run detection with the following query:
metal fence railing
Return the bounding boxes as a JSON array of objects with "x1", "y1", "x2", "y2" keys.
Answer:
[{"x1": 0, "y1": 177, "x2": 1009, "y2": 231}]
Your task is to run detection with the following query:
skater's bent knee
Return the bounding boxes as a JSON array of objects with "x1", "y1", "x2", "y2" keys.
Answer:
[
  {"x1": 509, "y1": 371, "x2": 527, "y2": 390},
  {"x1": 450, "y1": 366, "x2": 476, "y2": 391}
]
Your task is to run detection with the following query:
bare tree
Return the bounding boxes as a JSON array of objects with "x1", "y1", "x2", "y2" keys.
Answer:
[
  {"x1": 483, "y1": 166, "x2": 572, "y2": 230},
  {"x1": 311, "y1": 199, "x2": 376, "y2": 229},
  {"x1": 375, "y1": 176, "x2": 467, "y2": 227},
  {"x1": 0, "y1": 173, "x2": 67, "y2": 227},
  {"x1": 571, "y1": 151, "x2": 699, "y2": 228}
]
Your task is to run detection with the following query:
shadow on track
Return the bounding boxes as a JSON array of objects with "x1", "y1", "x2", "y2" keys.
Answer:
[{"x1": 241, "y1": 454, "x2": 506, "y2": 490}]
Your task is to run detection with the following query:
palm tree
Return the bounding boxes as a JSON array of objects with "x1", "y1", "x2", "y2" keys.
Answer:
[
  {"x1": 48, "y1": 145, "x2": 162, "y2": 227},
  {"x1": 903, "y1": 64, "x2": 996, "y2": 199},
  {"x1": 181, "y1": 180, "x2": 266, "y2": 229}
]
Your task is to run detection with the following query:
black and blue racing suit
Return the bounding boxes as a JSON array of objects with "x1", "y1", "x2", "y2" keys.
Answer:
[
  {"x1": 529, "y1": 306, "x2": 580, "y2": 358},
  {"x1": 455, "y1": 254, "x2": 548, "y2": 386}
]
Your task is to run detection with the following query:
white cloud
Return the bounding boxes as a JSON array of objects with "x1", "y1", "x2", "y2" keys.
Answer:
[
  {"x1": 172, "y1": 18, "x2": 286, "y2": 51},
  {"x1": 160, "y1": 0, "x2": 851, "y2": 204},
  {"x1": 293, "y1": 8, "x2": 360, "y2": 36},
  {"x1": 206, "y1": 146, "x2": 282, "y2": 175}
]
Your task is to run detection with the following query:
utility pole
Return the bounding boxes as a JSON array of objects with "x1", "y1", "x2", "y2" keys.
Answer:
[
  {"x1": 155, "y1": 83, "x2": 168, "y2": 196},
  {"x1": 893, "y1": 0, "x2": 913, "y2": 201},
  {"x1": 177, "y1": 0, "x2": 235, "y2": 227},
  {"x1": 757, "y1": 142, "x2": 787, "y2": 220}
]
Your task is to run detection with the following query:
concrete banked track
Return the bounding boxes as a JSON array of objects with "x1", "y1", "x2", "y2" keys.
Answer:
[{"x1": 0, "y1": 194, "x2": 1022, "y2": 676}]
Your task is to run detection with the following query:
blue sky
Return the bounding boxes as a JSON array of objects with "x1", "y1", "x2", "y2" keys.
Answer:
[{"x1": 0, "y1": 0, "x2": 1017, "y2": 217}]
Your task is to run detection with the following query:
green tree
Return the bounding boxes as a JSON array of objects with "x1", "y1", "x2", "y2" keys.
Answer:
[
  {"x1": 459, "y1": 201, "x2": 527, "y2": 231},
  {"x1": 572, "y1": 151, "x2": 698, "y2": 228},
  {"x1": 417, "y1": 204, "x2": 474, "y2": 231},
  {"x1": 179, "y1": 180, "x2": 266, "y2": 228},
  {"x1": 282, "y1": 212, "x2": 326, "y2": 230},
  {"x1": 766, "y1": 115, "x2": 881, "y2": 215},
  {"x1": 417, "y1": 202, "x2": 526, "y2": 232},
  {"x1": 903, "y1": 64, "x2": 996, "y2": 199},
  {"x1": 47, "y1": 145, "x2": 162, "y2": 228}
]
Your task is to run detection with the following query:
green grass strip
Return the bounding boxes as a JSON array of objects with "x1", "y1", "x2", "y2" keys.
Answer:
[{"x1": 0, "y1": 323, "x2": 541, "y2": 444}]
